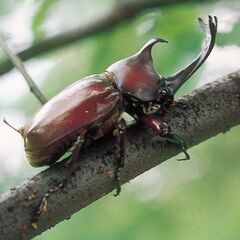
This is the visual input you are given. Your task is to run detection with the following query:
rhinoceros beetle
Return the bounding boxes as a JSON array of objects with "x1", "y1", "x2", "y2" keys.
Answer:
[{"x1": 3, "y1": 17, "x2": 217, "y2": 202}]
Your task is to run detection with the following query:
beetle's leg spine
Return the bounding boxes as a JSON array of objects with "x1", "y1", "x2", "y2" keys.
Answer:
[
  {"x1": 113, "y1": 118, "x2": 126, "y2": 197},
  {"x1": 64, "y1": 136, "x2": 84, "y2": 180}
]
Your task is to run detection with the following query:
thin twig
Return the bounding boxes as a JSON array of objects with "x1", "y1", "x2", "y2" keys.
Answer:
[
  {"x1": 0, "y1": 34, "x2": 47, "y2": 104},
  {"x1": 0, "y1": 70, "x2": 239, "y2": 239}
]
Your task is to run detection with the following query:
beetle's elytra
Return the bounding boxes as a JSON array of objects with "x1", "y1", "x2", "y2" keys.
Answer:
[
  {"x1": 22, "y1": 75, "x2": 122, "y2": 167},
  {"x1": 3, "y1": 16, "x2": 217, "y2": 198}
]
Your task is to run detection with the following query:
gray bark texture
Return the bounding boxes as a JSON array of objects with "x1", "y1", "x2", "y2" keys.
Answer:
[
  {"x1": 0, "y1": 69, "x2": 240, "y2": 239},
  {"x1": 0, "y1": 0, "x2": 214, "y2": 76}
]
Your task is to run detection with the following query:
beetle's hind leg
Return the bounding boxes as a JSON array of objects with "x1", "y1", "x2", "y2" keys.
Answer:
[
  {"x1": 63, "y1": 136, "x2": 85, "y2": 182},
  {"x1": 113, "y1": 118, "x2": 127, "y2": 197},
  {"x1": 140, "y1": 115, "x2": 190, "y2": 160},
  {"x1": 31, "y1": 136, "x2": 84, "y2": 229}
]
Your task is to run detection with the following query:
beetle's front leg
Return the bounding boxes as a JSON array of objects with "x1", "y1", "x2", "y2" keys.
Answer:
[
  {"x1": 113, "y1": 118, "x2": 127, "y2": 196},
  {"x1": 140, "y1": 115, "x2": 190, "y2": 160}
]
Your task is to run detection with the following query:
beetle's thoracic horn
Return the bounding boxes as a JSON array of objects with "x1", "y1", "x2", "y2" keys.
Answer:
[
  {"x1": 165, "y1": 16, "x2": 218, "y2": 94},
  {"x1": 136, "y1": 38, "x2": 168, "y2": 62}
]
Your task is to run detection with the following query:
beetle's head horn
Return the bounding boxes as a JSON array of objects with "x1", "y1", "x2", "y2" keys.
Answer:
[{"x1": 107, "y1": 38, "x2": 168, "y2": 102}]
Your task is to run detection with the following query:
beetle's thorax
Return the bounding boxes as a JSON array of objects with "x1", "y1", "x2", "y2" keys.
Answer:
[
  {"x1": 106, "y1": 38, "x2": 168, "y2": 103},
  {"x1": 107, "y1": 57, "x2": 160, "y2": 102}
]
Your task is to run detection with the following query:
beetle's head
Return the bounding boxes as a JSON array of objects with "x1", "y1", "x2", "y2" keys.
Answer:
[{"x1": 107, "y1": 38, "x2": 169, "y2": 103}]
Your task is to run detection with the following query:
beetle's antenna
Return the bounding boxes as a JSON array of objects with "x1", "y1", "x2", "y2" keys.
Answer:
[
  {"x1": 3, "y1": 118, "x2": 22, "y2": 135},
  {"x1": 0, "y1": 33, "x2": 48, "y2": 105}
]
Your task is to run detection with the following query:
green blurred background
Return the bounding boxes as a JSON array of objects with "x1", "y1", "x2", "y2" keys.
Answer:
[{"x1": 0, "y1": 0, "x2": 240, "y2": 239}]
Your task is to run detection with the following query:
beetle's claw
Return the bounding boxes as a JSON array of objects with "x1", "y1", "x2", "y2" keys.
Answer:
[
  {"x1": 31, "y1": 222, "x2": 38, "y2": 229},
  {"x1": 176, "y1": 141, "x2": 190, "y2": 161},
  {"x1": 164, "y1": 130, "x2": 190, "y2": 161},
  {"x1": 113, "y1": 184, "x2": 121, "y2": 197}
]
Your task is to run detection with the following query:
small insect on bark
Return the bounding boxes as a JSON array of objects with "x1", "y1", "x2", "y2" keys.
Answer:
[{"x1": 1, "y1": 16, "x2": 217, "y2": 225}]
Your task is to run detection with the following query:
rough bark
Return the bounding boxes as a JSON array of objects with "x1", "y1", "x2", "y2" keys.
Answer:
[
  {"x1": 0, "y1": 0, "x2": 213, "y2": 76},
  {"x1": 0, "y1": 70, "x2": 239, "y2": 239}
]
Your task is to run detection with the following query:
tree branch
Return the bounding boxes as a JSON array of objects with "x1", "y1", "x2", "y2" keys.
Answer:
[
  {"x1": 0, "y1": 70, "x2": 239, "y2": 239},
  {"x1": 0, "y1": 0, "x2": 212, "y2": 76}
]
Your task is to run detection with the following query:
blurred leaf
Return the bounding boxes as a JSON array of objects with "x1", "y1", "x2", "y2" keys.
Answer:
[
  {"x1": 32, "y1": 0, "x2": 58, "y2": 41},
  {"x1": 89, "y1": 31, "x2": 113, "y2": 73},
  {"x1": 0, "y1": 0, "x2": 21, "y2": 16},
  {"x1": 89, "y1": 21, "x2": 138, "y2": 74},
  {"x1": 217, "y1": 20, "x2": 240, "y2": 47}
]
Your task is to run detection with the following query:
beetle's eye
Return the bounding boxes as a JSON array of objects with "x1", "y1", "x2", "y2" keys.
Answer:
[
  {"x1": 158, "y1": 78, "x2": 166, "y2": 88},
  {"x1": 135, "y1": 86, "x2": 155, "y2": 102}
]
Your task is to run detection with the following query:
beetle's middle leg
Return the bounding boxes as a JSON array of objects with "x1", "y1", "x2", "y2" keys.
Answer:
[
  {"x1": 113, "y1": 118, "x2": 127, "y2": 196},
  {"x1": 140, "y1": 115, "x2": 190, "y2": 160}
]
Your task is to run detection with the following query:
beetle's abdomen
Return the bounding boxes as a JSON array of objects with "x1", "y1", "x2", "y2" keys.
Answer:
[
  {"x1": 22, "y1": 74, "x2": 122, "y2": 166},
  {"x1": 24, "y1": 106, "x2": 121, "y2": 167},
  {"x1": 24, "y1": 128, "x2": 86, "y2": 167}
]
